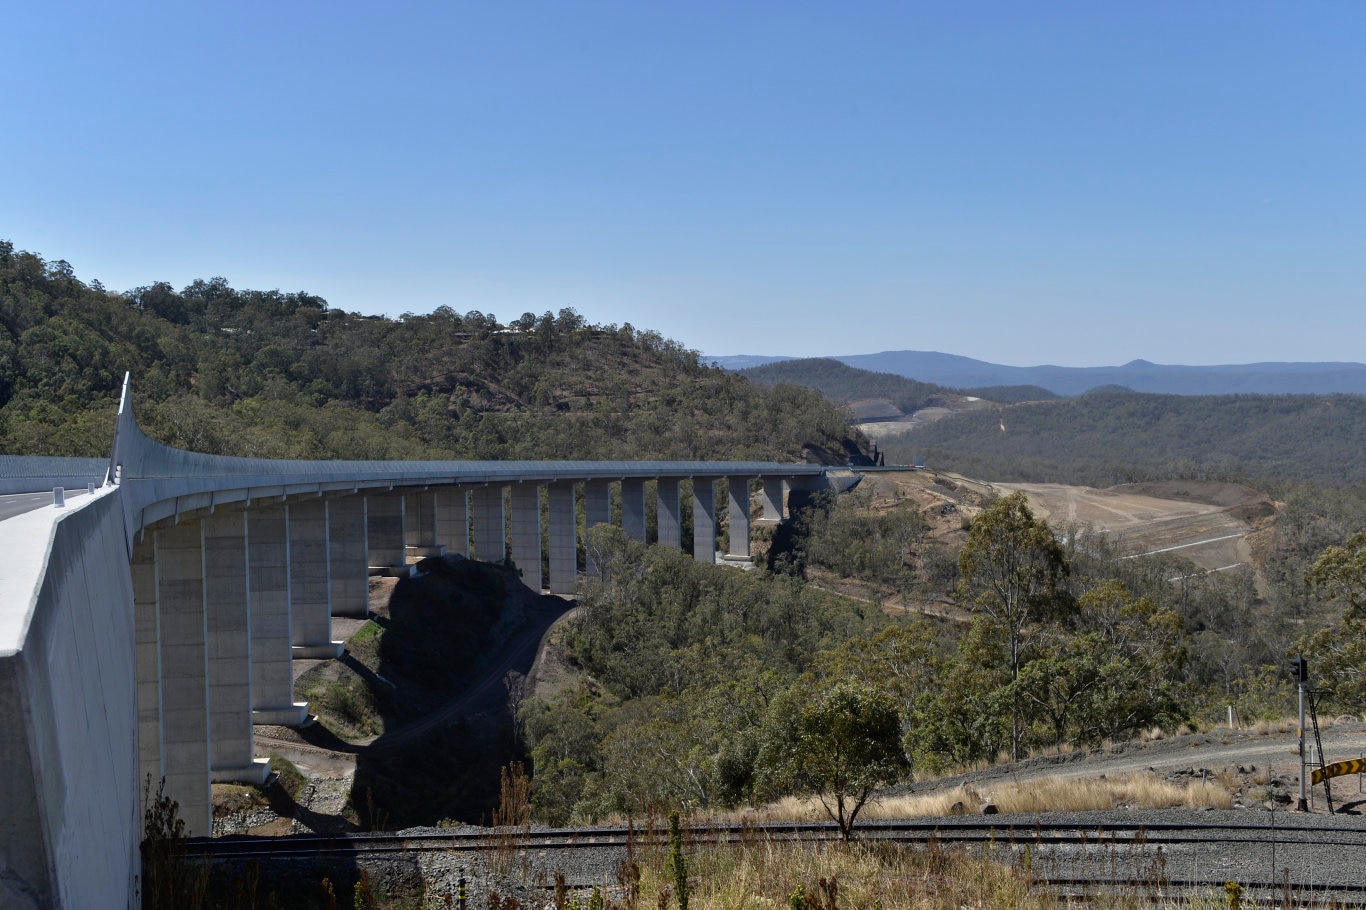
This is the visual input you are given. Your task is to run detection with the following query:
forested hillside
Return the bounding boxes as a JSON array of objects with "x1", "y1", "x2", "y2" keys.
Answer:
[
  {"x1": 883, "y1": 389, "x2": 1366, "y2": 488},
  {"x1": 741, "y1": 357, "x2": 965, "y2": 414},
  {"x1": 0, "y1": 241, "x2": 860, "y2": 462}
]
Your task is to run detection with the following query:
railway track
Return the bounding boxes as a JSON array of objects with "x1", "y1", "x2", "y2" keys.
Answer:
[{"x1": 189, "y1": 817, "x2": 1366, "y2": 901}]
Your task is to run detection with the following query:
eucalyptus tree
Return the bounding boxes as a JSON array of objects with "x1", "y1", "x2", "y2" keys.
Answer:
[{"x1": 957, "y1": 492, "x2": 1072, "y2": 760}]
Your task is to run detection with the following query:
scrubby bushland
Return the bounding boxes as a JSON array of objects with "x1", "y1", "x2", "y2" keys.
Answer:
[
  {"x1": 883, "y1": 388, "x2": 1366, "y2": 489},
  {"x1": 519, "y1": 494, "x2": 1206, "y2": 827}
]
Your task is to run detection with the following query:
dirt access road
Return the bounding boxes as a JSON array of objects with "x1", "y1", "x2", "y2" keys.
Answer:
[{"x1": 888, "y1": 721, "x2": 1366, "y2": 818}]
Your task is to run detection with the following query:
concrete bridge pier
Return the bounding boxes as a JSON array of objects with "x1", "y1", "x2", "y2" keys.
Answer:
[
  {"x1": 620, "y1": 479, "x2": 647, "y2": 543},
  {"x1": 547, "y1": 482, "x2": 577, "y2": 594},
  {"x1": 367, "y1": 493, "x2": 413, "y2": 578},
  {"x1": 132, "y1": 538, "x2": 163, "y2": 802},
  {"x1": 247, "y1": 505, "x2": 308, "y2": 726},
  {"x1": 289, "y1": 499, "x2": 344, "y2": 660},
  {"x1": 436, "y1": 486, "x2": 469, "y2": 556},
  {"x1": 509, "y1": 484, "x2": 542, "y2": 590},
  {"x1": 471, "y1": 485, "x2": 506, "y2": 563},
  {"x1": 726, "y1": 476, "x2": 752, "y2": 561},
  {"x1": 404, "y1": 489, "x2": 445, "y2": 562},
  {"x1": 152, "y1": 520, "x2": 213, "y2": 836},
  {"x1": 583, "y1": 479, "x2": 612, "y2": 576},
  {"x1": 692, "y1": 478, "x2": 716, "y2": 563},
  {"x1": 203, "y1": 510, "x2": 268, "y2": 786},
  {"x1": 759, "y1": 477, "x2": 786, "y2": 524},
  {"x1": 328, "y1": 495, "x2": 370, "y2": 618},
  {"x1": 656, "y1": 478, "x2": 681, "y2": 550}
]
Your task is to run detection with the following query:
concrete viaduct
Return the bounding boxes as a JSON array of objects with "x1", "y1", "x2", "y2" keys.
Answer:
[{"x1": 0, "y1": 378, "x2": 839, "y2": 909}]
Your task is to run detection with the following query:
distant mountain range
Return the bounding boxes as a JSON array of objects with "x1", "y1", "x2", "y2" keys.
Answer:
[{"x1": 712, "y1": 351, "x2": 1366, "y2": 397}]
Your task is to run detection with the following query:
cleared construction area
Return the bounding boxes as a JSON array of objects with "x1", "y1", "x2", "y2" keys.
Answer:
[{"x1": 993, "y1": 480, "x2": 1273, "y2": 572}]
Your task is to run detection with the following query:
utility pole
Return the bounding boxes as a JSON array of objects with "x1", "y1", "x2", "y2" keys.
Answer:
[{"x1": 1290, "y1": 655, "x2": 1309, "y2": 812}]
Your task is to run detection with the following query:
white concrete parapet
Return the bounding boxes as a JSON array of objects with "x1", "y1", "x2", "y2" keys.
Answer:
[{"x1": 0, "y1": 489, "x2": 139, "y2": 908}]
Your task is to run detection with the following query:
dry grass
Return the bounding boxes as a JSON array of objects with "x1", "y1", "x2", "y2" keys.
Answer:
[
  {"x1": 617, "y1": 830, "x2": 1280, "y2": 910},
  {"x1": 1248, "y1": 715, "x2": 1330, "y2": 736},
  {"x1": 631, "y1": 837, "x2": 1050, "y2": 910},
  {"x1": 733, "y1": 771, "x2": 1234, "y2": 825}
]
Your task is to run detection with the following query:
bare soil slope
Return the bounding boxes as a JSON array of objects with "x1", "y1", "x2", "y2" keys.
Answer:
[{"x1": 994, "y1": 479, "x2": 1274, "y2": 572}]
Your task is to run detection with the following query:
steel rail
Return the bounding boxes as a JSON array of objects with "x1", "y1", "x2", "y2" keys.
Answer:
[
  {"x1": 188, "y1": 819, "x2": 1366, "y2": 903},
  {"x1": 190, "y1": 817, "x2": 1366, "y2": 856}
]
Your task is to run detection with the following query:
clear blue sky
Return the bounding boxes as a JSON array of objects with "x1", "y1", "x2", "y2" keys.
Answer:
[{"x1": 3, "y1": 2, "x2": 1363, "y2": 366}]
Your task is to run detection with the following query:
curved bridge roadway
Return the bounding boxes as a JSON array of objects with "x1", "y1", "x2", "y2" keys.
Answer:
[{"x1": 0, "y1": 375, "x2": 840, "y2": 910}]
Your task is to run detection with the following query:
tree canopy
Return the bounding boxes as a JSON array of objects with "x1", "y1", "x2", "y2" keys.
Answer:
[{"x1": 0, "y1": 240, "x2": 863, "y2": 464}]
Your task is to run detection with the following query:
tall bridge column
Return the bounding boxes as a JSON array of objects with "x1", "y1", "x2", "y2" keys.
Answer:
[
  {"x1": 759, "y1": 478, "x2": 786, "y2": 524},
  {"x1": 510, "y1": 484, "x2": 543, "y2": 590},
  {"x1": 436, "y1": 487, "x2": 469, "y2": 557},
  {"x1": 471, "y1": 485, "x2": 506, "y2": 563},
  {"x1": 547, "y1": 482, "x2": 577, "y2": 594},
  {"x1": 153, "y1": 520, "x2": 212, "y2": 836},
  {"x1": 328, "y1": 495, "x2": 369, "y2": 618},
  {"x1": 727, "y1": 476, "x2": 752, "y2": 560},
  {"x1": 367, "y1": 493, "x2": 412, "y2": 577},
  {"x1": 583, "y1": 480, "x2": 612, "y2": 576},
  {"x1": 131, "y1": 537, "x2": 162, "y2": 800},
  {"x1": 620, "y1": 479, "x2": 647, "y2": 543},
  {"x1": 405, "y1": 490, "x2": 445, "y2": 561},
  {"x1": 290, "y1": 499, "x2": 343, "y2": 659},
  {"x1": 656, "y1": 478, "x2": 681, "y2": 550},
  {"x1": 248, "y1": 504, "x2": 307, "y2": 726},
  {"x1": 692, "y1": 478, "x2": 716, "y2": 564},
  {"x1": 204, "y1": 510, "x2": 267, "y2": 785}
]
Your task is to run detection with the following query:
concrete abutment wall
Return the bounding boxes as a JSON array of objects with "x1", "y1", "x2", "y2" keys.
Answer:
[{"x1": 0, "y1": 490, "x2": 139, "y2": 909}]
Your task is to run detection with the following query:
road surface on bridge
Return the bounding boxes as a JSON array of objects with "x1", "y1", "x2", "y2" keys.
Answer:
[{"x1": 0, "y1": 489, "x2": 92, "y2": 522}]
